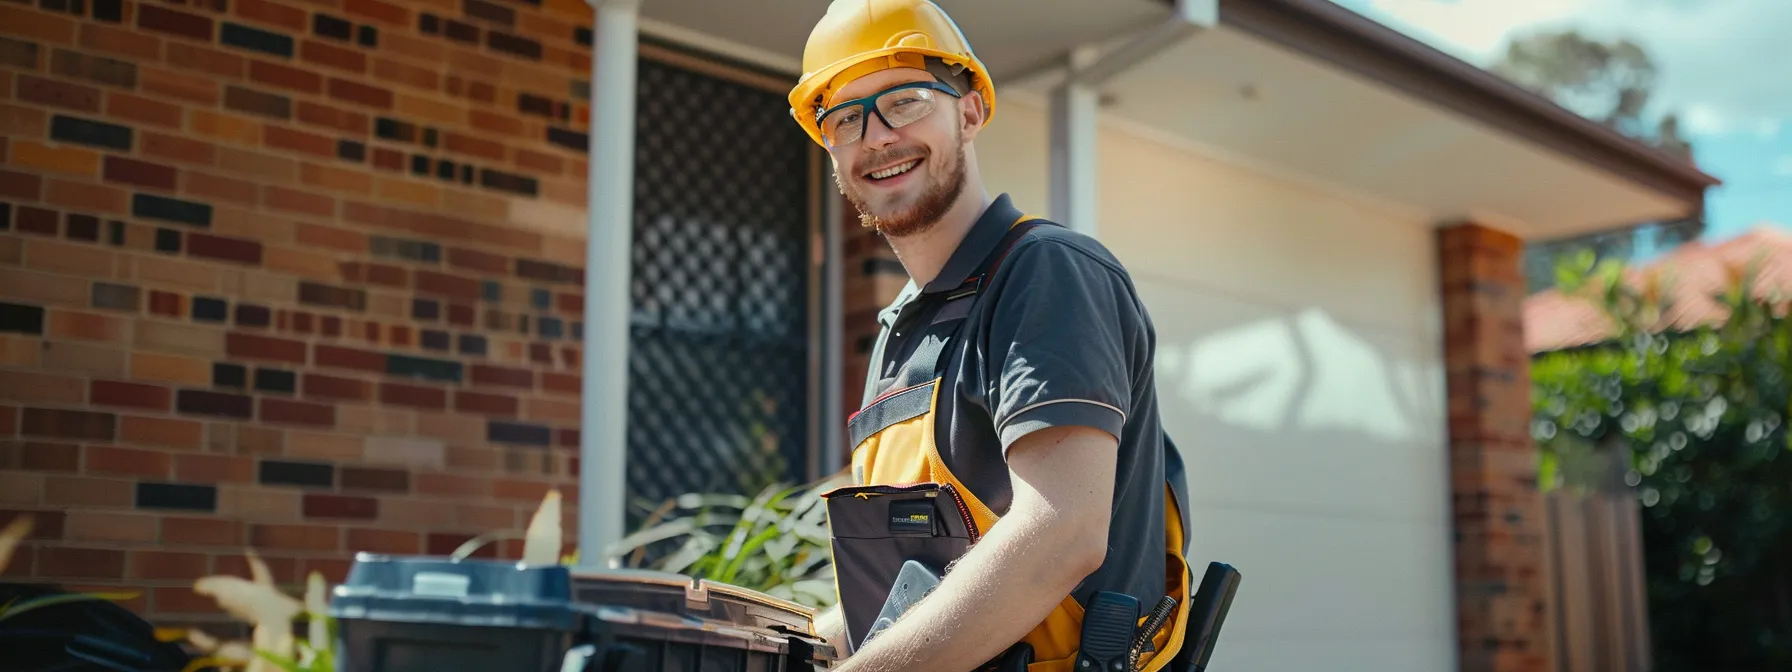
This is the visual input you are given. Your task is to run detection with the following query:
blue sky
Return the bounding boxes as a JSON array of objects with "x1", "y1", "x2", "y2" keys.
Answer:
[{"x1": 1332, "y1": 0, "x2": 1792, "y2": 244}]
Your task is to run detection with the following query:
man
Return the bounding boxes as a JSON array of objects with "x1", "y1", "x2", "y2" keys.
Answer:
[{"x1": 787, "y1": 2, "x2": 1197, "y2": 671}]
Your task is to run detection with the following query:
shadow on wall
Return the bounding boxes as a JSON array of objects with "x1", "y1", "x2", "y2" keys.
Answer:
[{"x1": 1141, "y1": 281, "x2": 1455, "y2": 672}]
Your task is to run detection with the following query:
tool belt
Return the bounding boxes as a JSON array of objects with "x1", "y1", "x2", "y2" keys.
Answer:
[
  {"x1": 820, "y1": 477, "x2": 1240, "y2": 672},
  {"x1": 822, "y1": 479, "x2": 1198, "y2": 672}
]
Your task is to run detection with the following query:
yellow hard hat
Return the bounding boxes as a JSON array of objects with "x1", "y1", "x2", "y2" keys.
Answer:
[{"x1": 788, "y1": 0, "x2": 996, "y2": 147}]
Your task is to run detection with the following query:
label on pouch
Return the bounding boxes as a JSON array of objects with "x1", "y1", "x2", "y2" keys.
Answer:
[{"x1": 888, "y1": 499, "x2": 935, "y2": 536}]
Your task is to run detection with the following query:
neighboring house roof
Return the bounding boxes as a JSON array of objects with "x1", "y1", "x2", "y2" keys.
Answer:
[
  {"x1": 1525, "y1": 225, "x2": 1792, "y2": 353},
  {"x1": 1212, "y1": 0, "x2": 1722, "y2": 206}
]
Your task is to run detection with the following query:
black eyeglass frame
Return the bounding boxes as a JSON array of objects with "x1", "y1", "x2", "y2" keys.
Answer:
[{"x1": 815, "y1": 80, "x2": 964, "y2": 147}]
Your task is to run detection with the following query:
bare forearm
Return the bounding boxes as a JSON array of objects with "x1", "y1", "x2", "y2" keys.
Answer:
[{"x1": 834, "y1": 504, "x2": 1100, "y2": 672}]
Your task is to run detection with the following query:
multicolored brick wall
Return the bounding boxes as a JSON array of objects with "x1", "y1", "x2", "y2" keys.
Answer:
[
  {"x1": 0, "y1": 0, "x2": 609, "y2": 627},
  {"x1": 1438, "y1": 222, "x2": 1558, "y2": 672},
  {"x1": 839, "y1": 211, "x2": 904, "y2": 416}
]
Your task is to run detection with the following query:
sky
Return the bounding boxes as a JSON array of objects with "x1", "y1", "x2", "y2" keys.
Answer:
[{"x1": 1330, "y1": 0, "x2": 1792, "y2": 246}]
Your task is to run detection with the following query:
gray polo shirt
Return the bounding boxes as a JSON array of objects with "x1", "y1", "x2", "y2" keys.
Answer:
[{"x1": 860, "y1": 193, "x2": 1170, "y2": 608}]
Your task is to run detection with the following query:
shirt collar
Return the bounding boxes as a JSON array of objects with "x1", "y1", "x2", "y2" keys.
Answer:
[
  {"x1": 922, "y1": 193, "x2": 1023, "y2": 295},
  {"x1": 874, "y1": 193, "x2": 1023, "y2": 327}
]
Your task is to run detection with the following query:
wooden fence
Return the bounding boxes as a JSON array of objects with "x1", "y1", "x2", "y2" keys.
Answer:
[{"x1": 1543, "y1": 484, "x2": 1655, "y2": 672}]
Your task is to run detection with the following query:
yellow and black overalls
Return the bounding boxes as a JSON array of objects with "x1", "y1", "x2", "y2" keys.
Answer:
[{"x1": 823, "y1": 214, "x2": 1199, "y2": 672}]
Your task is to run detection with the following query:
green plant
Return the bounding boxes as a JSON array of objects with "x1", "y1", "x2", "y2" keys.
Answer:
[
  {"x1": 181, "y1": 491, "x2": 568, "y2": 672},
  {"x1": 606, "y1": 474, "x2": 844, "y2": 608},
  {"x1": 176, "y1": 554, "x2": 337, "y2": 672},
  {"x1": 1533, "y1": 249, "x2": 1792, "y2": 669}
]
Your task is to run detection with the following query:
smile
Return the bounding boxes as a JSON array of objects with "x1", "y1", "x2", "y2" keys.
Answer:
[{"x1": 866, "y1": 159, "x2": 921, "y2": 181}]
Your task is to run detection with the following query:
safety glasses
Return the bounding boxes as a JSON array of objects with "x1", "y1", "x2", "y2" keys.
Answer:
[{"x1": 817, "y1": 80, "x2": 963, "y2": 148}]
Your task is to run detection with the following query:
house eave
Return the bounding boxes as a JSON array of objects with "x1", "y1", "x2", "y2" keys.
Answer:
[{"x1": 1211, "y1": 0, "x2": 1722, "y2": 209}]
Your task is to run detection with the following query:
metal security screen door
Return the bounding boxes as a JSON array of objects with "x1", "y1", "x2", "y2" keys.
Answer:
[{"x1": 626, "y1": 46, "x2": 822, "y2": 518}]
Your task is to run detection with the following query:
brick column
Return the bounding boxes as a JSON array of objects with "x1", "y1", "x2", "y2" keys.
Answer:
[
  {"x1": 1438, "y1": 222, "x2": 1556, "y2": 672},
  {"x1": 838, "y1": 212, "x2": 906, "y2": 421}
]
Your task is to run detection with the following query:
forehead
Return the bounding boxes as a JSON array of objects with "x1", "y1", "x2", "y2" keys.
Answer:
[{"x1": 828, "y1": 67, "x2": 935, "y2": 107}]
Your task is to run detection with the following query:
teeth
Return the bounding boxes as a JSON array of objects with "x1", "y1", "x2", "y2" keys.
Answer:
[{"x1": 870, "y1": 160, "x2": 919, "y2": 180}]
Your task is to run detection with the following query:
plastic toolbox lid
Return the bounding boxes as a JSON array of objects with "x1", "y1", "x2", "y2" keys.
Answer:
[
  {"x1": 329, "y1": 553, "x2": 588, "y2": 631},
  {"x1": 571, "y1": 568, "x2": 815, "y2": 628}
]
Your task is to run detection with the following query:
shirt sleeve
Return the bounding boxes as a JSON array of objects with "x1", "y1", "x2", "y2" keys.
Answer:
[{"x1": 983, "y1": 238, "x2": 1145, "y2": 453}]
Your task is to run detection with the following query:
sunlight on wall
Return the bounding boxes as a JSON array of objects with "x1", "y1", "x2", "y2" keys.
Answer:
[{"x1": 1154, "y1": 306, "x2": 1440, "y2": 444}]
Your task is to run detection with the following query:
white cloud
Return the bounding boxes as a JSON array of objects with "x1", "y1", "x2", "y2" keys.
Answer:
[
  {"x1": 1773, "y1": 155, "x2": 1792, "y2": 178},
  {"x1": 1682, "y1": 104, "x2": 1731, "y2": 137},
  {"x1": 1350, "y1": 0, "x2": 1792, "y2": 139}
]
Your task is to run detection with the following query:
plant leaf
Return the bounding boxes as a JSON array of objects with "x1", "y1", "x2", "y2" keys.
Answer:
[
  {"x1": 720, "y1": 525, "x2": 785, "y2": 584},
  {"x1": 450, "y1": 530, "x2": 525, "y2": 561},
  {"x1": 761, "y1": 534, "x2": 797, "y2": 563},
  {"x1": 0, "y1": 515, "x2": 33, "y2": 576},
  {"x1": 0, "y1": 591, "x2": 140, "y2": 623},
  {"x1": 655, "y1": 535, "x2": 719, "y2": 575},
  {"x1": 304, "y1": 573, "x2": 328, "y2": 653},
  {"x1": 604, "y1": 517, "x2": 697, "y2": 557},
  {"x1": 245, "y1": 550, "x2": 274, "y2": 587},
  {"x1": 523, "y1": 489, "x2": 564, "y2": 565},
  {"x1": 181, "y1": 655, "x2": 253, "y2": 672},
  {"x1": 676, "y1": 493, "x2": 752, "y2": 510},
  {"x1": 193, "y1": 576, "x2": 302, "y2": 630}
]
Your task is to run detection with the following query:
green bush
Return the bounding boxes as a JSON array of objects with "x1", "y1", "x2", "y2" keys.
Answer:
[{"x1": 1531, "y1": 249, "x2": 1792, "y2": 669}]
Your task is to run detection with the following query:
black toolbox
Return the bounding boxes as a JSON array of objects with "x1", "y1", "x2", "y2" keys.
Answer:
[{"x1": 329, "y1": 553, "x2": 836, "y2": 672}]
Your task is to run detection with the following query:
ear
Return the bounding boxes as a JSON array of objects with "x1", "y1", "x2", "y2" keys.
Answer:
[{"x1": 957, "y1": 91, "x2": 988, "y2": 140}]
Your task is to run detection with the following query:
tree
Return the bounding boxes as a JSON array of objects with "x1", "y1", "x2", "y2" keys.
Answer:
[
  {"x1": 1531, "y1": 251, "x2": 1792, "y2": 669},
  {"x1": 1491, "y1": 29, "x2": 1706, "y2": 293}
]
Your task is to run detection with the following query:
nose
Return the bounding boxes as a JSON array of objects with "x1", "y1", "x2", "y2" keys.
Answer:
[{"x1": 861, "y1": 111, "x2": 900, "y2": 150}]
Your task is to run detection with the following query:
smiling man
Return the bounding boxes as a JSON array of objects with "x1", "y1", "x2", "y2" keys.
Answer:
[{"x1": 787, "y1": 2, "x2": 1200, "y2": 671}]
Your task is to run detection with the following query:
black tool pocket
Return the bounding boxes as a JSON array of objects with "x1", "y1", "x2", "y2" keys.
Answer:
[{"x1": 822, "y1": 482, "x2": 979, "y2": 652}]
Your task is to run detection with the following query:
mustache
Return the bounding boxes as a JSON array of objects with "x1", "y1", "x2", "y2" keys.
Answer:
[{"x1": 855, "y1": 146, "x2": 927, "y2": 176}]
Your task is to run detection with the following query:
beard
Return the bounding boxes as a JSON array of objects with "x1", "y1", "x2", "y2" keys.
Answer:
[{"x1": 837, "y1": 133, "x2": 967, "y2": 239}]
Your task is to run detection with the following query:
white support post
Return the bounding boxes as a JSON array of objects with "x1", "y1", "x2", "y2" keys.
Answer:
[
  {"x1": 1049, "y1": 46, "x2": 1101, "y2": 238},
  {"x1": 1042, "y1": 0, "x2": 1216, "y2": 239},
  {"x1": 820, "y1": 166, "x2": 846, "y2": 477},
  {"x1": 578, "y1": 0, "x2": 640, "y2": 570}
]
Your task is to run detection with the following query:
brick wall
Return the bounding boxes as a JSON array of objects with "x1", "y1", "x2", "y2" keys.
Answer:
[
  {"x1": 0, "y1": 0, "x2": 603, "y2": 628},
  {"x1": 838, "y1": 208, "x2": 904, "y2": 418},
  {"x1": 1439, "y1": 222, "x2": 1557, "y2": 672}
]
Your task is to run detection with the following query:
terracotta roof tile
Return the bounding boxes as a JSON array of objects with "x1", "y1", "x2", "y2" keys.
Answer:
[{"x1": 1525, "y1": 224, "x2": 1792, "y2": 353}]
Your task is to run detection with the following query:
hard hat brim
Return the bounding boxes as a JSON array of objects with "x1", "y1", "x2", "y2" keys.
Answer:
[{"x1": 788, "y1": 46, "x2": 997, "y2": 148}]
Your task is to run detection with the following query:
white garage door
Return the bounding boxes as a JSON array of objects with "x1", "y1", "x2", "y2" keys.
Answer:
[{"x1": 978, "y1": 99, "x2": 1458, "y2": 672}]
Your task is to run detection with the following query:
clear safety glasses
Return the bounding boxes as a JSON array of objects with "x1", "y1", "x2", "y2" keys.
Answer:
[{"x1": 817, "y1": 80, "x2": 963, "y2": 148}]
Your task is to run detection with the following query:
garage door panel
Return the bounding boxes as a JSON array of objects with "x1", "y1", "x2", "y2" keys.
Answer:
[{"x1": 1185, "y1": 506, "x2": 1453, "y2": 642}]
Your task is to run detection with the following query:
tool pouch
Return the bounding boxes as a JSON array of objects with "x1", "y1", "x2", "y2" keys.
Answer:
[{"x1": 821, "y1": 482, "x2": 979, "y2": 654}]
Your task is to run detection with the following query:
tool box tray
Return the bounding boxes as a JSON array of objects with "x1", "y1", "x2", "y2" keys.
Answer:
[{"x1": 328, "y1": 553, "x2": 834, "y2": 672}]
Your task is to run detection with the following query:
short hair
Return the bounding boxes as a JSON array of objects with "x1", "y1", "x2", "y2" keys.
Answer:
[{"x1": 924, "y1": 56, "x2": 973, "y2": 97}]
